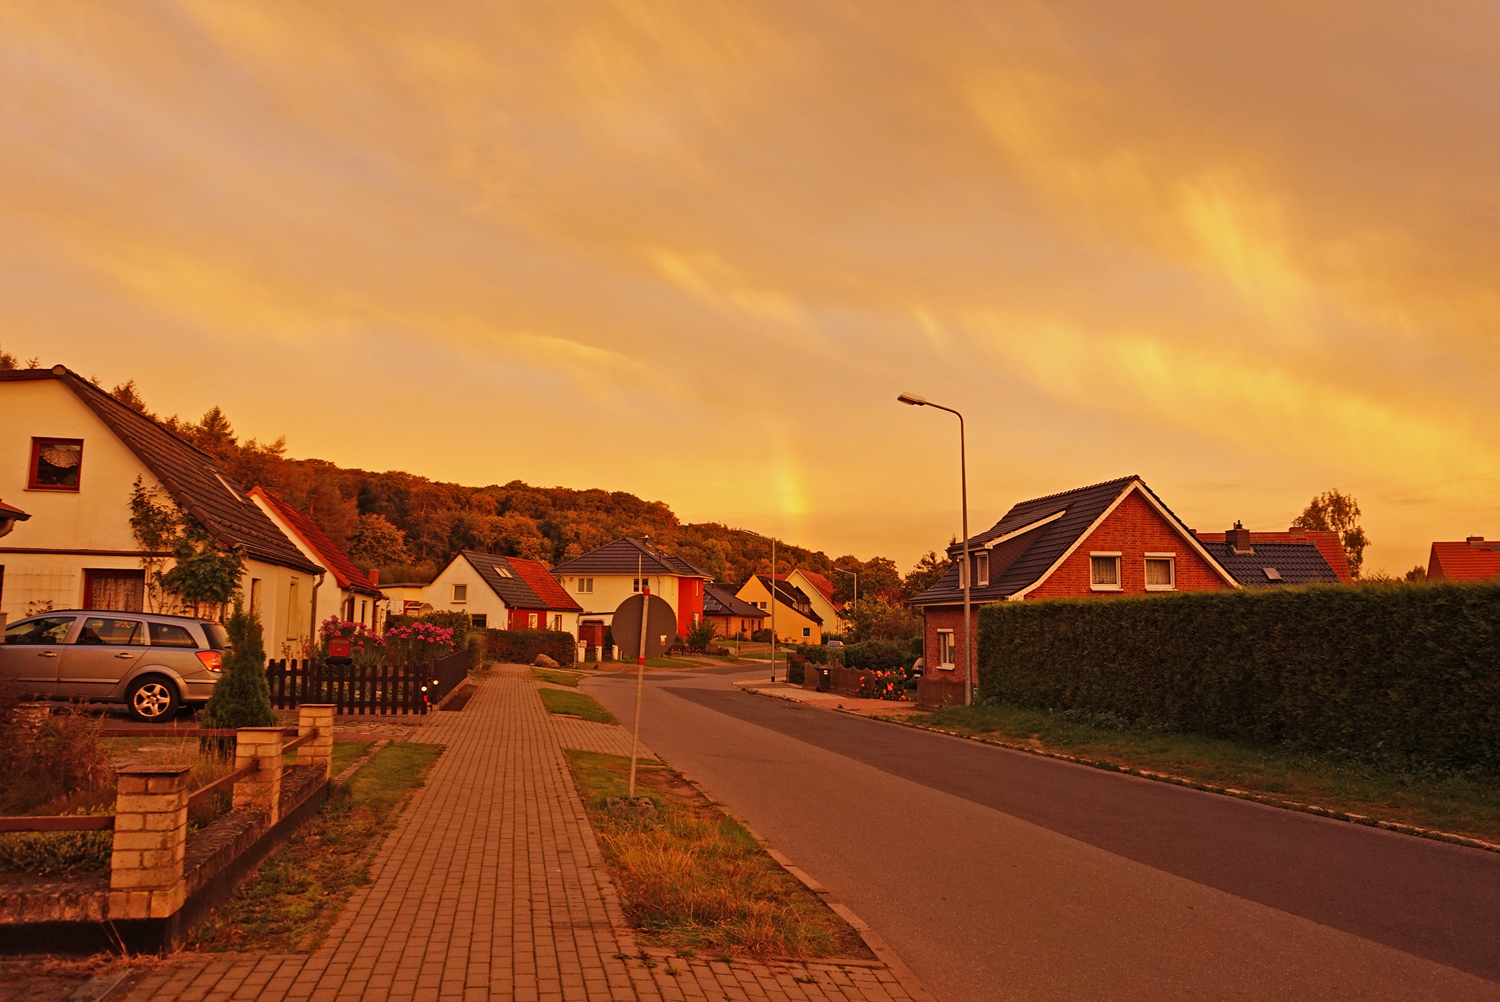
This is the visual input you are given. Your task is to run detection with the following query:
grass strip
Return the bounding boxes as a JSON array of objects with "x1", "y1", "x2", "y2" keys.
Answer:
[
  {"x1": 566, "y1": 750, "x2": 871, "y2": 960},
  {"x1": 906, "y1": 704, "x2": 1500, "y2": 843},
  {"x1": 186, "y1": 741, "x2": 444, "y2": 952},
  {"x1": 533, "y1": 668, "x2": 583, "y2": 687},
  {"x1": 539, "y1": 688, "x2": 617, "y2": 723}
]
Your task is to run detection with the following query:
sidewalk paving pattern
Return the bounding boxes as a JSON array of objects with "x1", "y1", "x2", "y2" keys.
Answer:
[{"x1": 124, "y1": 668, "x2": 917, "y2": 1002}]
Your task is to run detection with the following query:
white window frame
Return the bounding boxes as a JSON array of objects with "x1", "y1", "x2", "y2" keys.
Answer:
[
  {"x1": 451, "y1": 583, "x2": 468, "y2": 603},
  {"x1": 1144, "y1": 553, "x2": 1177, "y2": 592},
  {"x1": 1089, "y1": 552, "x2": 1122, "y2": 592},
  {"x1": 975, "y1": 551, "x2": 989, "y2": 587},
  {"x1": 577, "y1": 577, "x2": 594, "y2": 594},
  {"x1": 936, "y1": 629, "x2": 955, "y2": 669}
]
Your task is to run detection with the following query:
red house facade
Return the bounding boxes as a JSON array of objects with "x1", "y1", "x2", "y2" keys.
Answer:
[{"x1": 908, "y1": 477, "x2": 1240, "y2": 706}]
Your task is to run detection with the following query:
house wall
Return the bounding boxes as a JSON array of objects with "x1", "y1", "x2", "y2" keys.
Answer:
[
  {"x1": 705, "y1": 614, "x2": 762, "y2": 640},
  {"x1": 248, "y1": 495, "x2": 384, "y2": 635},
  {"x1": 675, "y1": 576, "x2": 703, "y2": 637},
  {"x1": 1024, "y1": 489, "x2": 1232, "y2": 600},
  {"x1": 787, "y1": 570, "x2": 845, "y2": 634},
  {"x1": 554, "y1": 571, "x2": 682, "y2": 632},
  {"x1": 733, "y1": 576, "x2": 822, "y2": 644},
  {"x1": 921, "y1": 605, "x2": 978, "y2": 690},
  {"x1": 245, "y1": 559, "x2": 317, "y2": 657},
  {"x1": 425, "y1": 556, "x2": 511, "y2": 628},
  {"x1": 0, "y1": 380, "x2": 314, "y2": 639}
]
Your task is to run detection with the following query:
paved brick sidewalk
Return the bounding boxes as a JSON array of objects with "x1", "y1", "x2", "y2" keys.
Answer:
[{"x1": 123, "y1": 668, "x2": 922, "y2": 1002}]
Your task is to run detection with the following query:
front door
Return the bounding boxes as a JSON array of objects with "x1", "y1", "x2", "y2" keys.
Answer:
[
  {"x1": 57, "y1": 615, "x2": 145, "y2": 700},
  {"x1": 1, "y1": 615, "x2": 78, "y2": 695}
]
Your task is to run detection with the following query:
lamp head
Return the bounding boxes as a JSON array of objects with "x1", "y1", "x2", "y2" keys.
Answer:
[{"x1": 897, "y1": 393, "x2": 927, "y2": 406}]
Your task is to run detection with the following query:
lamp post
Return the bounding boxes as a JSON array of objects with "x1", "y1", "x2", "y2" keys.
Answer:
[
  {"x1": 735, "y1": 528, "x2": 777, "y2": 681},
  {"x1": 897, "y1": 393, "x2": 972, "y2": 706},
  {"x1": 834, "y1": 566, "x2": 857, "y2": 636}
]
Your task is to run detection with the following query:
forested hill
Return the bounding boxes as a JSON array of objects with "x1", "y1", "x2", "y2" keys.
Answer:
[{"x1": 93, "y1": 377, "x2": 948, "y2": 602}]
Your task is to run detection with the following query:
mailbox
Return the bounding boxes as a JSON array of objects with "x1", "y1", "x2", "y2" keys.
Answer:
[{"x1": 327, "y1": 637, "x2": 353, "y2": 665}]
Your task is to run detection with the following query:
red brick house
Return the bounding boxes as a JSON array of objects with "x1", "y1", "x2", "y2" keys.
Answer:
[
  {"x1": 1427, "y1": 537, "x2": 1500, "y2": 581},
  {"x1": 1194, "y1": 525, "x2": 1350, "y2": 583},
  {"x1": 908, "y1": 476, "x2": 1240, "y2": 704}
]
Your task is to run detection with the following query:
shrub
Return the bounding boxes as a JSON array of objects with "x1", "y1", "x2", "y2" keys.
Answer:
[
  {"x1": 843, "y1": 640, "x2": 913, "y2": 673},
  {"x1": 202, "y1": 607, "x2": 277, "y2": 756},
  {"x1": 384, "y1": 621, "x2": 457, "y2": 667},
  {"x1": 785, "y1": 653, "x2": 806, "y2": 685},
  {"x1": 750, "y1": 628, "x2": 773, "y2": 643},
  {"x1": 855, "y1": 670, "x2": 911, "y2": 702},
  {"x1": 685, "y1": 617, "x2": 719, "y2": 653},
  {"x1": 979, "y1": 582, "x2": 1500, "y2": 775},
  {"x1": 0, "y1": 682, "x2": 108, "y2": 815},
  {"x1": 485, "y1": 628, "x2": 576, "y2": 666},
  {"x1": 465, "y1": 633, "x2": 485, "y2": 670}
]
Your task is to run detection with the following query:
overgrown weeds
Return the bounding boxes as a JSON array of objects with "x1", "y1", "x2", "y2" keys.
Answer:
[
  {"x1": 539, "y1": 688, "x2": 616, "y2": 723},
  {"x1": 909, "y1": 703, "x2": 1500, "y2": 842},
  {"x1": 0, "y1": 681, "x2": 108, "y2": 816},
  {"x1": 566, "y1": 750, "x2": 870, "y2": 960}
]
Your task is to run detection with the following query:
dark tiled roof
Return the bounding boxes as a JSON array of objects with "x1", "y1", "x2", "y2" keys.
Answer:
[
  {"x1": 1203, "y1": 541, "x2": 1341, "y2": 586},
  {"x1": 251, "y1": 488, "x2": 381, "y2": 595},
  {"x1": 911, "y1": 475, "x2": 1141, "y2": 606},
  {"x1": 549, "y1": 537, "x2": 711, "y2": 579},
  {"x1": 755, "y1": 574, "x2": 823, "y2": 624},
  {"x1": 507, "y1": 556, "x2": 584, "y2": 612},
  {"x1": 2, "y1": 367, "x2": 322, "y2": 574},
  {"x1": 703, "y1": 583, "x2": 766, "y2": 619}
]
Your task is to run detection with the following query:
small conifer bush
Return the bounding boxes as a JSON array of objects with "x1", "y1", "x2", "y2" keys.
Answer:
[{"x1": 202, "y1": 606, "x2": 278, "y2": 756}]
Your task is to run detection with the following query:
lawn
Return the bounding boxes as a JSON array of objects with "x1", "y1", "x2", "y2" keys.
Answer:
[
  {"x1": 565, "y1": 750, "x2": 871, "y2": 960},
  {"x1": 188, "y1": 741, "x2": 444, "y2": 952},
  {"x1": 538, "y1": 687, "x2": 617, "y2": 724},
  {"x1": 533, "y1": 667, "x2": 583, "y2": 687},
  {"x1": 906, "y1": 704, "x2": 1500, "y2": 844}
]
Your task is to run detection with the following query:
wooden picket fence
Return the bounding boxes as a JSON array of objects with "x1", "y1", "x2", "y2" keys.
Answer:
[{"x1": 266, "y1": 650, "x2": 470, "y2": 715}]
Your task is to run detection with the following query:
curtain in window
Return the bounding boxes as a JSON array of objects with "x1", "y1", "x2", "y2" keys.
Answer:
[{"x1": 86, "y1": 571, "x2": 145, "y2": 612}]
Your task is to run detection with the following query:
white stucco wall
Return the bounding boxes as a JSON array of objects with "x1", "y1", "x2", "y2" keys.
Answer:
[
  {"x1": 554, "y1": 571, "x2": 678, "y2": 627},
  {"x1": 424, "y1": 555, "x2": 510, "y2": 629}
]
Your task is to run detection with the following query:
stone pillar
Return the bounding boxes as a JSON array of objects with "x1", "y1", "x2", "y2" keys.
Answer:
[
  {"x1": 297, "y1": 704, "x2": 335, "y2": 781},
  {"x1": 232, "y1": 727, "x2": 286, "y2": 825},
  {"x1": 109, "y1": 763, "x2": 191, "y2": 921}
]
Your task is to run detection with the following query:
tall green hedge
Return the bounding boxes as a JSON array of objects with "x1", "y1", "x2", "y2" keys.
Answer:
[
  {"x1": 978, "y1": 582, "x2": 1500, "y2": 775},
  {"x1": 485, "y1": 628, "x2": 576, "y2": 666}
]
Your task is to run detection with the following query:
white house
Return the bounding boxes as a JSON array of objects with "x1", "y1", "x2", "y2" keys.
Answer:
[
  {"x1": 0, "y1": 365, "x2": 325, "y2": 651},
  {"x1": 399, "y1": 550, "x2": 583, "y2": 637},
  {"x1": 249, "y1": 487, "x2": 387, "y2": 634},
  {"x1": 549, "y1": 537, "x2": 711, "y2": 649}
]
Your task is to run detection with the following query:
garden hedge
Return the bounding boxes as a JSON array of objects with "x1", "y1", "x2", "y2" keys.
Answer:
[
  {"x1": 485, "y1": 628, "x2": 577, "y2": 666},
  {"x1": 978, "y1": 582, "x2": 1500, "y2": 774}
]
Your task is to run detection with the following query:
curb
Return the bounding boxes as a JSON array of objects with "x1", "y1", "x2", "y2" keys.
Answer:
[{"x1": 738, "y1": 684, "x2": 1500, "y2": 857}]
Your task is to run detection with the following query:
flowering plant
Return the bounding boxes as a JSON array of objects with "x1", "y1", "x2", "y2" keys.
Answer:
[
  {"x1": 384, "y1": 621, "x2": 456, "y2": 667},
  {"x1": 856, "y1": 669, "x2": 911, "y2": 702},
  {"x1": 319, "y1": 615, "x2": 385, "y2": 669}
]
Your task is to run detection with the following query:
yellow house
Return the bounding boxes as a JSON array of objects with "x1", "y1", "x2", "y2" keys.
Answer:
[
  {"x1": 783, "y1": 568, "x2": 847, "y2": 634},
  {"x1": 734, "y1": 574, "x2": 823, "y2": 644}
]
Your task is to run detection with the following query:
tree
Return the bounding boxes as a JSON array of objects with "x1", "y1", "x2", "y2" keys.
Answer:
[
  {"x1": 348, "y1": 513, "x2": 410, "y2": 565},
  {"x1": 842, "y1": 596, "x2": 923, "y2": 643},
  {"x1": 903, "y1": 550, "x2": 951, "y2": 598},
  {"x1": 1292, "y1": 489, "x2": 1371, "y2": 578},
  {"x1": 201, "y1": 606, "x2": 277, "y2": 755},
  {"x1": 685, "y1": 617, "x2": 719, "y2": 653},
  {"x1": 1404, "y1": 565, "x2": 1428, "y2": 583},
  {"x1": 108, "y1": 380, "x2": 154, "y2": 417}
]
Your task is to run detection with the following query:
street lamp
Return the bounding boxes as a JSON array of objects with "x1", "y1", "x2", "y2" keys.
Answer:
[
  {"x1": 834, "y1": 566, "x2": 857, "y2": 635},
  {"x1": 735, "y1": 528, "x2": 778, "y2": 682},
  {"x1": 897, "y1": 392, "x2": 973, "y2": 706}
]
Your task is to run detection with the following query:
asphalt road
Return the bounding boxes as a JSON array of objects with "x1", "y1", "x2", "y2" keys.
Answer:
[{"x1": 583, "y1": 668, "x2": 1500, "y2": 1002}]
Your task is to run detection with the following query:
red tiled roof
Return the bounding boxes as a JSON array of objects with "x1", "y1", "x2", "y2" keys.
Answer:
[
  {"x1": 795, "y1": 569, "x2": 835, "y2": 601},
  {"x1": 507, "y1": 556, "x2": 583, "y2": 613},
  {"x1": 1428, "y1": 540, "x2": 1500, "y2": 581},
  {"x1": 250, "y1": 487, "x2": 381, "y2": 595},
  {"x1": 1194, "y1": 529, "x2": 1351, "y2": 582}
]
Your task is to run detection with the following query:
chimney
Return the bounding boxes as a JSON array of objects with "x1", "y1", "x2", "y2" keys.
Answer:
[
  {"x1": 1467, "y1": 536, "x2": 1485, "y2": 547},
  {"x1": 1227, "y1": 521, "x2": 1253, "y2": 554},
  {"x1": 368, "y1": 568, "x2": 379, "y2": 586}
]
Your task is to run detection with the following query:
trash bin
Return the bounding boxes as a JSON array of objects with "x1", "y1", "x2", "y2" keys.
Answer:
[{"x1": 816, "y1": 668, "x2": 831, "y2": 693}]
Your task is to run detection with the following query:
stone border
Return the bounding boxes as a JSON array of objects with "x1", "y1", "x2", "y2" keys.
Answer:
[{"x1": 741, "y1": 684, "x2": 1500, "y2": 857}]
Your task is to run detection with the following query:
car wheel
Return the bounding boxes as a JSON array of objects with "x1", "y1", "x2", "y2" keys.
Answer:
[{"x1": 126, "y1": 675, "x2": 179, "y2": 723}]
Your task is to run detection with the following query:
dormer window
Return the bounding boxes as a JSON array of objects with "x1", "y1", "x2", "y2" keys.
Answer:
[{"x1": 29, "y1": 438, "x2": 83, "y2": 491}]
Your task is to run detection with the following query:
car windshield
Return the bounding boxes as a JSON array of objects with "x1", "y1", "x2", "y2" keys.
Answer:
[
  {"x1": 200, "y1": 623, "x2": 229, "y2": 650},
  {"x1": 5, "y1": 616, "x2": 76, "y2": 645}
]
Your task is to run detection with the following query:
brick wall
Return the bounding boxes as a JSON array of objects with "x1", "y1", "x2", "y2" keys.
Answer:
[
  {"x1": 1026, "y1": 490, "x2": 1231, "y2": 599},
  {"x1": 922, "y1": 604, "x2": 978, "y2": 689}
]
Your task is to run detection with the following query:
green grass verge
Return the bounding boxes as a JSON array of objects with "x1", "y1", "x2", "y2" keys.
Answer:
[
  {"x1": 565, "y1": 750, "x2": 870, "y2": 960},
  {"x1": 539, "y1": 688, "x2": 617, "y2": 723},
  {"x1": 909, "y1": 704, "x2": 1500, "y2": 843},
  {"x1": 187, "y1": 741, "x2": 444, "y2": 952},
  {"x1": 533, "y1": 668, "x2": 583, "y2": 687}
]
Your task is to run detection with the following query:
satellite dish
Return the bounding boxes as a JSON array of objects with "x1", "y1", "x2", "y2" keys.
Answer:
[{"x1": 610, "y1": 594, "x2": 676, "y2": 660}]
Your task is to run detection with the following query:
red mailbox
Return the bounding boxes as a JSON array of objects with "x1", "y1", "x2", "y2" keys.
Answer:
[{"x1": 327, "y1": 637, "x2": 352, "y2": 664}]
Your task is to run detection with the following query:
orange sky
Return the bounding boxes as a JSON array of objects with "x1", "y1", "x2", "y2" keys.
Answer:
[{"x1": 4, "y1": 1, "x2": 1498, "y2": 574}]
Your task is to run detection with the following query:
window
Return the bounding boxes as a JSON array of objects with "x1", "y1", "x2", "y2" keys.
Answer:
[
  {"x1": 83, "y1": 569, "x2": 145, "y2": 612},
  {"x1": 937, "y1": 629, "x2": 955, "y2": 668},
  {"x1": 249, "y1": 578, "x2": 262, "y2": 615},
  {"x1": 634, "y1": 578, "x2": 651, "y2": 593},
  {"x1": 360, "y1": 600, "x2": 367, "y2": 623},
  {"x1": 470, "y1": 614, "x2": 488, "y2": 629},
  {"x1": 287, "y1": 577, "x2": 301, "y2": 638},
  {"x1": 551, "y1": 615, "x2": 562, "y2": 631},
  {"x1": 974, "y1": 552, "x2": 989, "y2": 587},
  {"x1": 452, "y1": 583, "x2": 468, "y2": 603},
  {"x1": 77, "y1": 617, "x2": 144, "y2": 646},
  {"x1": 802, "y1": 627, "x2": 810, "y2": 638},
  {"x1": 28, "y1": 438, "x2": 83, "y2": 491},
  {"x1": 528, "y1": 612, "x2": 538, "y2": 629},
  {"x1": 147, "y1": 623, "x2": 198, "y2": 648},
  {"x1": 1144, "y1": 554, "x2": 1176, "y2": 591},
  {"x1": 1090, "y1": 553, "x2": 1122, "y2": 591},
  {"x1": 577, "y1": 577, "x2": 594, "y2": 594},
  {"x1": 7, "y1": 616, "x2": 76, "y2": 645}
]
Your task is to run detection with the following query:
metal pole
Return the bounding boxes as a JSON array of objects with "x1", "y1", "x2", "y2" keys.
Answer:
[
  {"x1": 769, "y1": 535, "x2": 777, "y2": 681},
  {"x1": 628, "y1": 550, "x2": 649, "y2": 799}
]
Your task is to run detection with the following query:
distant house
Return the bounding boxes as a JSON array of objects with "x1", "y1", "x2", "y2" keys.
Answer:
[
  {"x1": 1194, "y1": 523, "x2": 1347, "y2": 586},
  {"x1": 1427, "y1": 537, "x2": 1500, "y2": 581},
  {"x1": 701, "y1": 583, "x2": 766, "y2": 640},
  {"x1": 908, "y1": 476, "x2": 1238, "y2": 688},
  {"x1": 416, "y1": 550, "x2": 583, "y2": 635},
  {"x1": 735, "y1": 574, "x2": 824, "y2": 644},
  {"x1": 249, "y1": 487, "x2": 387, "y2": 633},
  {"x1": 782, "y1": 568, "x2": 846, "y2": 634},
  {"x1": 0, "y1": 365, "x2": 323, "y2": 647},
  {"x1": 550, "y1": 538, "x2": 711, "y2": 648}
]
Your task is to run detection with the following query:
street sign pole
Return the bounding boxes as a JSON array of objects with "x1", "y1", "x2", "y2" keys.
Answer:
[{"x1": 628, "y1": 552, "x2": 650, "y2": 799}]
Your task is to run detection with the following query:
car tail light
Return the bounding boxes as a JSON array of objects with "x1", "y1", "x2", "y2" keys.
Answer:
[{"x1": 196, "y1": 651, "x2": 224, "y2": 672}]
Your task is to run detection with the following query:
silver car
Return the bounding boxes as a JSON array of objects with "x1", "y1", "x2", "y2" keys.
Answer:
[{"x1": 1, "y1": 610, "x2": 229, "y2": 722}]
